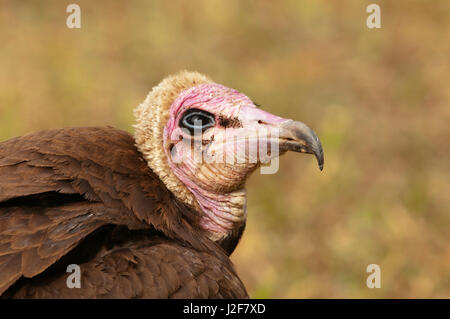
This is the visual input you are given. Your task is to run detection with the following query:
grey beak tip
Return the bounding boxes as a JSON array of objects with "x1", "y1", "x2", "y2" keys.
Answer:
[
  {"x1": 317, "y1": 150, "x2": 324, "y2": 171},
  {"x1": 279, "y1": 120, "x2": 324, "y2": 171}
]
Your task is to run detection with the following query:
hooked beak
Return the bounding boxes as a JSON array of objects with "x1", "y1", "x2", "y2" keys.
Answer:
[
  {"x1": 277, "y1": 120, "x2": 324, "y2": 171},
  {"x1": 238, "y1": 105, "x2": 324, "y2": 171},
  {"x1": 238, "y1": 105, "x2": 324, "y2": 170}
]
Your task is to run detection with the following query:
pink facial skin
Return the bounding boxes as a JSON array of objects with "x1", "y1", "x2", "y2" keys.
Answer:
[{"x1": 163, "y1": 83, "x2": 292, "y2": 237}]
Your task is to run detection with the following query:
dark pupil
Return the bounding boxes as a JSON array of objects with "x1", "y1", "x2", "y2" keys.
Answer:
[{"x1": 180, "y1": 109, "x2": 215, "y2": 134}]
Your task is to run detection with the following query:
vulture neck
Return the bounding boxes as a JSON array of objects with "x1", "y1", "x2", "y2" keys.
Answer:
[{"x1": 186, "y1": 185, "x2": 247, "y2": 241}]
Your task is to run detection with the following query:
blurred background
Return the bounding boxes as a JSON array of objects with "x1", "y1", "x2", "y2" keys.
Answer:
[{"x1": 0, "y1": 0, "x2": 449, "y2": 298}]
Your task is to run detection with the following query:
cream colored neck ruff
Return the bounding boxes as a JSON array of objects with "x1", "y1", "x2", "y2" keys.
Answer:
[{"x1": 133, "y1": 71, "x2": 213, "y2": 210}]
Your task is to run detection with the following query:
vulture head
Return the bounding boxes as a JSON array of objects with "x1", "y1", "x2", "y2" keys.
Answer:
[{"x1": 134, "y1": 71, "x2": 323, "y2": 245}]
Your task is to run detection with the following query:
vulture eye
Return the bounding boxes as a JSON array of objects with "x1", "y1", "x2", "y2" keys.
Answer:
[{"x1": 180, "y1": 109, "x2": 215, "y2": 134}]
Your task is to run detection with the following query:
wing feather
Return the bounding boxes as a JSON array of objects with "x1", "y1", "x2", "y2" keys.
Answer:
[
  {"x1": 7, "y1": 239, "x2": 248, "y2": 298},
  {"x1": 0, "y1": 127, "x2": 245, "y2": 298}
]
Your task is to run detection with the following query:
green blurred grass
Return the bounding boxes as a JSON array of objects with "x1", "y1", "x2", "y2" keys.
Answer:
[{"x1": 0, "y1": 0, "x2": 449, "y2": 298}]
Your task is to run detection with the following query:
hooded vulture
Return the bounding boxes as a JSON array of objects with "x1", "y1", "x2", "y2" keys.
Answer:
[{"x1": 0, "y1": 71, "x2": 323, "y2": 298}]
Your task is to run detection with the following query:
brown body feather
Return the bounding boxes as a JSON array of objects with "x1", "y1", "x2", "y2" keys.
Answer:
[{"x1": 0, "y1": 127, "x2": 247, "y2": 298}]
